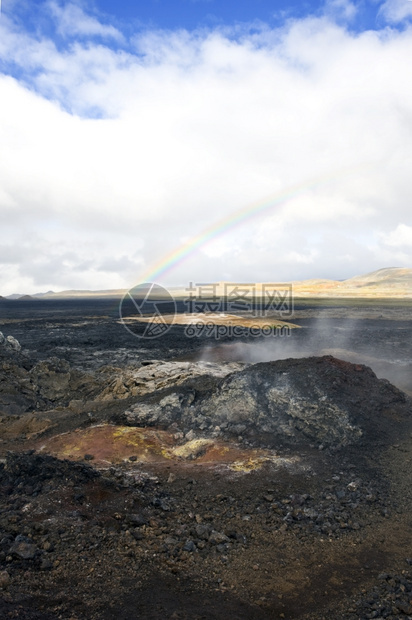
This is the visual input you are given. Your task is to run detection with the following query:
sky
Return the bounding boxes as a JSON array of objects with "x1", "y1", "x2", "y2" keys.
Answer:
[{"x1": 0, "y1": 0, "x2": 412, "y2": 294}]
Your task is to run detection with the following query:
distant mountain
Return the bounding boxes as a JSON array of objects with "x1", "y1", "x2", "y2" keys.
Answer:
[
  {"x1": 5, "y1": 268, "x2": 412, "y2": 300},
  {"x1": 292, "y1": 268, "x2": 412, "y2": 298},
  {"x1": 5, "y1": 294, "x2": 39, "y2": 300},
  {"x1": 174, "y1": 268, "x2": 412, "y2": 298},
  {"x1": 32, "y1": 288, "x2": 127, "y2": 299},
  {"x1": 34, "y1": 290, "x2": 55, "y2": 297},
  {"x1": 169, "y1": 268, "x2": 412, "y2": 299},
  {"x1": 340, "y1": 267, "x2": 412, "y2": 288}
]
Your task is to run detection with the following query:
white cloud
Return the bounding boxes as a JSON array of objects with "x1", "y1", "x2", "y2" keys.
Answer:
[
  {"x1": 381, "y1": 224, "x2": 412, "y2": 246},
  {"x1": 0, "y1": 4, "x2": 412, "y2": 294},
  {"x1": 378, "y1": 0, "x2": 412, "y2": 24},
  {"x1": 48, "y1": 1, "x2": 124, "y2": 41},
  {"x1": 284, "y1": 249, "x2": 319, "y2": 264},
  {"x1": 324, "y1": 0, "x2": 358, "y2": 21}
]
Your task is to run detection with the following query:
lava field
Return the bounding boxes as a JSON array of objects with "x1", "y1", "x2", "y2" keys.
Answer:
[{"x1": 0, "y1": 297, "x2": 412, "y2": 619}]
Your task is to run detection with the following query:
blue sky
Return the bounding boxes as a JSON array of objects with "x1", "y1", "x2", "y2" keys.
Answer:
[
  {"x1": 0, "y1": 0, "x2": 412, "y2": 294},
  {"x1": 94, "y1": 0, "x2": 323, "y2": 31},
  {"x1": 2, "y1": 0, "x2": 404, "y2": 35},
  {"x1": 93, "y1": 0, "x2": 381, "y2": 32},
  {"x1": 1, "y1": 0, "x2": 406, "y2": 45}
]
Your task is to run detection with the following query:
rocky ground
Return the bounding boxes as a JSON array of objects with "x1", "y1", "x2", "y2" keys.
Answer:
[{"x1": 0, "y1": 298, "x2": 412, "y2": 619}]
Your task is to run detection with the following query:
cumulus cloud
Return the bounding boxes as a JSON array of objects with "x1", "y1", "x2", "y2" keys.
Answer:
[
  {"x1": 381, "y1": 224, "x2": 412, "y2": 247},
  {"x1": 0, "y1": 2, "x2": 412, "y2": 294}
]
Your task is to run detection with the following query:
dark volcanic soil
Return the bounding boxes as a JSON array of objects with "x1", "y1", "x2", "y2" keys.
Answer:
[{"x1": 1, "y1": 298, "x2": 412, "y2": 619}]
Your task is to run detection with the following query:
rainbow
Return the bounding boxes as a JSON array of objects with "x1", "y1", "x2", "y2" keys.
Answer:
[{"x1": 135, "y1": 163, "x2": 372, "y2": 286}]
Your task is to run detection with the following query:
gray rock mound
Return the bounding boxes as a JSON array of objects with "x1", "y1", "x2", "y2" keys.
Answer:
[
  {"x1": 122, "y1": 356, "x2": 411, "y2": 449},
  {"x1": 0, "y1": 332, "x2": 21, "y2": 352}
]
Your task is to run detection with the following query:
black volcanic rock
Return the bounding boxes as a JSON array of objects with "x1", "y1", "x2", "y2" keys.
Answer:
[
  {"x1": 123, "y1": 356, "x2": 411, "y2": 449},
  {"x1": 0, "y1": 333, "x2": 102, "y2": 414},
  {"x1": 1, "y1": 451, "x2": 100, "y2": 485},
  {"x1": 1, "y1": 323, "x2": 410, "y2": 451}
]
